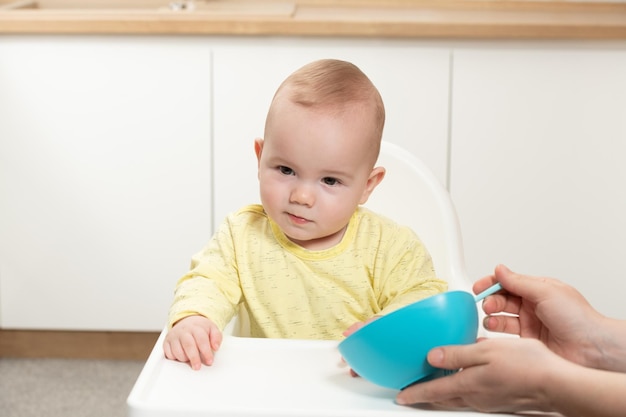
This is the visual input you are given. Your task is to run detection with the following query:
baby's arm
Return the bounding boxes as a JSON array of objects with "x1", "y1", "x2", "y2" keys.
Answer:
[{"x1": 163, "y1": 315, "x2": 223, "y2": 370}]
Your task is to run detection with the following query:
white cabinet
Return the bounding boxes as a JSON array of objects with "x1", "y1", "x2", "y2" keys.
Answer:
[
  {"x1": 0, "y1": 36, "x2": 213, "y2": 330},
  {"x1": 0, "y1": 36, "x2": 451, "y2": 331},
  {"x1": 450, "y1": 43, "x2": 626, "y2": 318},
  {"x1": 211, "y1": 39, "x2": 452, "y2": 226},
  {"x1": 4, "y1": 35, "x2": 624, "y2": 330}
]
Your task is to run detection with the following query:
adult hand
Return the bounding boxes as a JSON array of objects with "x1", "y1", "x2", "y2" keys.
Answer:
[
  {"x1": 475, "y1": 264, "x2": 605, "y2": 369},
  {"x1": 163, "y1": 315, "x2": 222, "y2": 370},
  {"x1": 395, "y1": 338, "x2": 572, "y2": 412}
]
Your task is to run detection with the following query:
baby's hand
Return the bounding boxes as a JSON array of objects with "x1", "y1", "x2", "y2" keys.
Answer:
[
  {"x1": 342, "y1": 316, "x2": 381, "y2": 377},
  {"x1": 342, "y1": 315, "x2": 381, "y2": 338},
  {"x1": 163, "y1": 315, "x2": 222, "y2": 370}
]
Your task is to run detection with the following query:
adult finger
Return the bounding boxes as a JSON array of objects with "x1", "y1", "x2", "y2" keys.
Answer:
[
  {"x1": 397, "y1": 344, "x2": 489, "y2": 406},
  {"x1": 472, "y1": 274, "x2": 498, "y2": 296},
  {"x1": 494, "y1": 264, "x2": 557, "y2": 305},
  {"x1": 481, "y1": 291, "x2": 523, "y2": 316},
  {"x1": 396, "y1": 370, "x2": 468, "y2": 405},
  {"x1": 473, "y1": 266, "x2": 523, "y2": 317},
  {"x1": 428, "y1": 344, "x2": 489, "y2": 370},
  {"x1": 482, "y1": 314, "x2": 521, "y2": 335}
]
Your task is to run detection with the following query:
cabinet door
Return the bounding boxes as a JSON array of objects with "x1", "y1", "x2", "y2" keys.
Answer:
[
  {"x1": 212, "y1": 39, "x2": 451, "y2": 226},
  {"x1": 450, "y1": 45, "x2": 626, "y2": 318},
  {"x1": 0, "y1": 36, "x2": 213, "y2": 330}
]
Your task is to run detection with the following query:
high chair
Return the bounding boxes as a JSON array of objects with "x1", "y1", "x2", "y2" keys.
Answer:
[{"x1": 127, "y1": 141, "x2": 476, "y2": 417}]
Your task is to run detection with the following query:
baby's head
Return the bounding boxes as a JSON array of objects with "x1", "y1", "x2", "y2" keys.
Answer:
[
  {"x1": 255, "y1": 59, "x2": 387, "y2": 250},
  {"x1": 266, "y1": 59, "x2": 385, "y2": 165}
]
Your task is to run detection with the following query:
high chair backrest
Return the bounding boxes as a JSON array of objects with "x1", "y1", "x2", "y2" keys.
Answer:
[{"x1": 364, "y1": 141, "x2": 471, "y2": 293}]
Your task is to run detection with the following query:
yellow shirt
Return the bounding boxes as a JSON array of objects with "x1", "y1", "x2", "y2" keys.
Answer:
[{"x1": 168, "y1": 204, "x2": 447, "y2": 340}]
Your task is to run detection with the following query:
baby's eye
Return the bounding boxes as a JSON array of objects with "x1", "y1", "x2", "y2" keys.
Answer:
[
  {"x1": 278, "y1": 166, "x2": 294, "y2": 176},
  {"x1": 322, "y1": 177, "x2": 339, "y2": 186}
]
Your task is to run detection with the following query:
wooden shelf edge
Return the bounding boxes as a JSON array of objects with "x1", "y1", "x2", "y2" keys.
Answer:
[{"x1": 0, "y1": 329, "x2": 160, "y2": 360}]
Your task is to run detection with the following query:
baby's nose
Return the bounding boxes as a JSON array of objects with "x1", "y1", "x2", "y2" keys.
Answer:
[{"x1": 290, "y1": 183, "x2": 315, "y2": 206}]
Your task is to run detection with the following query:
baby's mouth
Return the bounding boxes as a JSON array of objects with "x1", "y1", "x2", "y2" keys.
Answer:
[{"x1": 287, "y1": 212, "x2": 310, "y2": 224}]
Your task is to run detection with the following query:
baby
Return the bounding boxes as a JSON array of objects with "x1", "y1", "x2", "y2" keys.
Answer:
[{"x1": 164, "y1": 59, "x2": 447, "y2": 370}]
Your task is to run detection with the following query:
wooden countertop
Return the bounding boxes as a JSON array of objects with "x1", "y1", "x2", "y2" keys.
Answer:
[{"x1": 1, "y1": 0, "x2": 626, "y2": 39}]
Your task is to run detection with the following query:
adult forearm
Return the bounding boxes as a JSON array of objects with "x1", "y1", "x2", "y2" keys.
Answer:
[
  {"x1": 596, "y1": 318, "x2": 626, "y2": 372},
  {"x1": 549, "y1": 366, "x2": 626, "y2": 417}
]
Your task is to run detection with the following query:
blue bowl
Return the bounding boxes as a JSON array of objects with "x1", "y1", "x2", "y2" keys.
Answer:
[{"x1": 338, "y1": 290, "x2": 479, "y2": 390}]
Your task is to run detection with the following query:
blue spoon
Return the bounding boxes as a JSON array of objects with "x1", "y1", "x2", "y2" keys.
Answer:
[{"x1": 474, "y1": 282, "x2": 503, "y2": 302}]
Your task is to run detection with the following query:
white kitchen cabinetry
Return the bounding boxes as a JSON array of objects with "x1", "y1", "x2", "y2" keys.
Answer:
[
  {"x1": 0, "y1": 37, "x2": 451, "y2": 331},
  {"x1": 211, "y1": 39, "x2": 452, "y2": 226},
  {"x1": 450, "y1": 44, "x2": 626, "y2": 318},
  {"x1": 0, "y1": 36, "x2": 213, "y2": 330},
  {"x1": 4, "y1": 36, "x2": 624, "y2": 330}
]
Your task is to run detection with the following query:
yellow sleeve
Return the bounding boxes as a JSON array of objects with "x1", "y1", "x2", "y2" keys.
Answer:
[
  {"x1": 375, "y1": 225, "x2": 448, "y2": 315},
  {"x1": 167, "y1": 215, "x2": 243, "y2": 330}
]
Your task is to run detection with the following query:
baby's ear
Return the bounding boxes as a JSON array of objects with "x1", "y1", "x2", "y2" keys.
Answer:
[
  {"x1": 254, "y1": 138, "x2": 264, "y2": 164},
  {"x1": 359, "y1": 166, "x2": 386, "y2": 204}
]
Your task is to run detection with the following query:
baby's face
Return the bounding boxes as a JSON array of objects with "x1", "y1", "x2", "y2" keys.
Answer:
[{"x1": 256, "y1": 100, "x2": 381, "y2": 250}]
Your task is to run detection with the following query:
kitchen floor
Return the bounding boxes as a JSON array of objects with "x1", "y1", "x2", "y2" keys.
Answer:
[{"x1": 0, "y1": 357, "x2": 145, "y2": 417}]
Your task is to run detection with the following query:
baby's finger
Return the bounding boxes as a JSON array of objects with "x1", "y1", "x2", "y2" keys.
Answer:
[
  {"x1": 163, "y1": 340, "x2": 173, "y2": 360},
  {"x1": 180, "y1": 333, "x2": 202, "y2": 370},
  {"x1": 342, "y1": 322, "x2": 364, "y2": 337},
  {"x1": 208, "y1": 326, "x2": 223, "y2": 352},
  {"x1": 191, "y1": 328, "x2": 214, "y2": 366},
  {"x1": 168, "y1": 339, "x2": 190, "y2": 364}
]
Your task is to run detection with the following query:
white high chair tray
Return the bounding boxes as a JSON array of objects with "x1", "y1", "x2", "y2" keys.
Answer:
[{"x1": 127, "y1": 331, "x2": 528, "y2": 417}]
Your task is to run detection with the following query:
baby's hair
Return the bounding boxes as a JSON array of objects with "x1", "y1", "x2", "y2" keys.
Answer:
[{"x1": 266, "y1": 59, "x2": 386, "y2": 147}]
